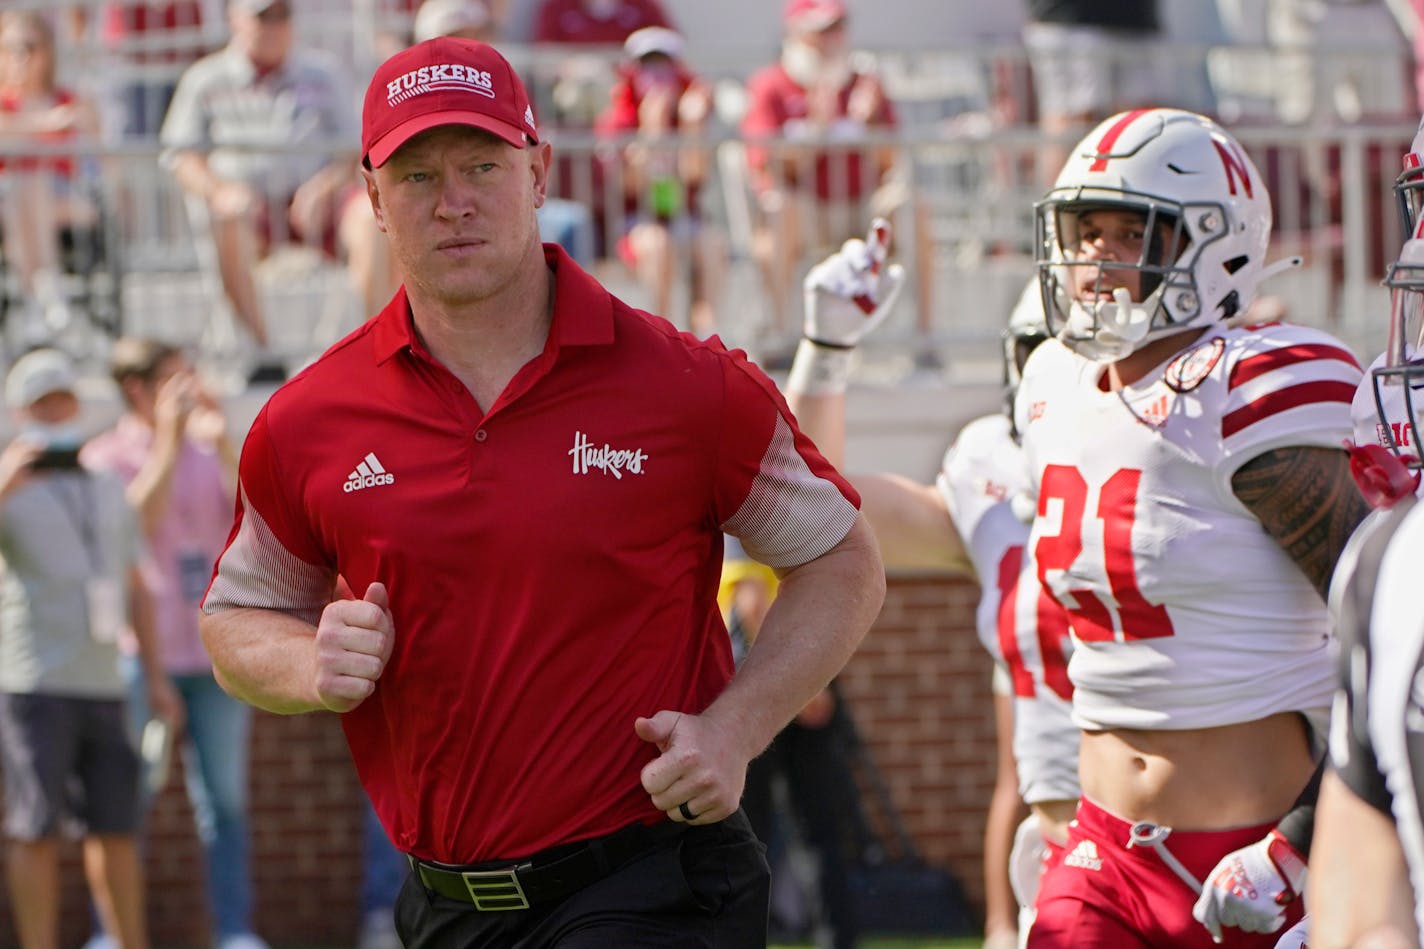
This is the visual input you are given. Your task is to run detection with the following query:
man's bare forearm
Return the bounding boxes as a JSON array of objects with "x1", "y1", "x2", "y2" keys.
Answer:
[
  {"x1": 702, "y1": 515, "x2": 884, "y2": 763},
  {"x1": 199, "y1": 608, "x2": 328, "y2": 714}
]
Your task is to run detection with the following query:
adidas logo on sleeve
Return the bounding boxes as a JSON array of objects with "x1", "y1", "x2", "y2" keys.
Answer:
[{"x1": 344, "y1": 452, "x2": 395, "y2": 493}]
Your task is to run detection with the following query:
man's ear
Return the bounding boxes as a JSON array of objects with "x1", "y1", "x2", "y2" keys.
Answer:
[
  {"x1": 362, "y1": 166, "x2": 387, "y2": 232},
  {"x1": 531, "y1": 141, "x2": 552, "y2": 209}
]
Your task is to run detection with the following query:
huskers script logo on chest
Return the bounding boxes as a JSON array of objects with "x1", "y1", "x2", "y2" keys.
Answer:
[{"x1": 569, "y1": 431, "x2": 648, "y2": 479}]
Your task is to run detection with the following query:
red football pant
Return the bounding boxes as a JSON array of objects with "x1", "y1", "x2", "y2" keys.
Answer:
[{"x1": 1026, "y1": 797, "x2": 1305, "y2": 949}]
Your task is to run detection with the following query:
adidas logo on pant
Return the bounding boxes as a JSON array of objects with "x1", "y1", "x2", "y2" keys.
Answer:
[
  {"x1": 1063, "y1": 840, "x2": 1102, "y2": 872},
  {"x1": 344, "y1": 453, "x2": 394, "y2": 493}
]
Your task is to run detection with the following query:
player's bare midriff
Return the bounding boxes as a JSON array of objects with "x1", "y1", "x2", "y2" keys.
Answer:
[
  {"x1": 1079, "y1": 711, "x2": 1316, "y2": 829},
  {"x1": 1031, "y1": 799, "x2": 1078, "y2": 846}
]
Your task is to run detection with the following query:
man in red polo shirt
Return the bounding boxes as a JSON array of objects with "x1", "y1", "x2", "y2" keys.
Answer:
[{"x1": 198, "y1": 35, "x2": 884, "y2": 948}]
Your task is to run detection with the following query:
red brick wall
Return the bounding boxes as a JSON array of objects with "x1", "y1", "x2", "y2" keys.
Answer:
[{"x1": 0, "y1": 575, "x2": 997, "y2": 947}]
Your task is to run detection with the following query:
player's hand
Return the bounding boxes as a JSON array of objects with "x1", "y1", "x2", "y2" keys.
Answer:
[
  {"x1": 146, "y1": 672, "x2": 186, "y2": 733},
  {"x1": 1192, "y1": 830, "x2": 1307, "y2": 941},
  {"x1": 635, "y1": 710, "x2": 746, "y2": 825},
  {"x1": 312, "y1": 582, "x2": 394, "y2": 713},
  {"x1": 801, "y1": 218, "x2": 905, "y2": 349}
]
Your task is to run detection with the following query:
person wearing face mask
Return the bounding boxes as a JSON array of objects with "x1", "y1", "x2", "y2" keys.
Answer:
[
  {"x1": 740, "y1": 0, "x2": 899, "y2": 344},
  {"x1": 0, "y1": 348, "x2": 182, "y2": 949}
]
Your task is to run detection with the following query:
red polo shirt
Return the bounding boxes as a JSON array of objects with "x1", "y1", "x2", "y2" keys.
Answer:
[{"x1": 203, "y1": 245, "x2": 860, "y2": 863}]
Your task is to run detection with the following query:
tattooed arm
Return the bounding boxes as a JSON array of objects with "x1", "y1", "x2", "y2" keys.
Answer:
[{"x1": 1231, "y1": 446, "x2": 1370, "y2": 600}]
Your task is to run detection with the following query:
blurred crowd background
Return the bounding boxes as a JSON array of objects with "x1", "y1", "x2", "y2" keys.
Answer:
[
  {"x1": 0, "y1": 0, "x2": 1419, "y2": 402},
  {"x1": 1, "y1": 1, "x2": 1423, "y2": 947}
]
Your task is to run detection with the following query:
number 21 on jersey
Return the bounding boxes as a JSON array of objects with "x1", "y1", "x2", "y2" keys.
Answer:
[{"x1": 1034, "y1": 465, "x2": 1175, "y2": 642}]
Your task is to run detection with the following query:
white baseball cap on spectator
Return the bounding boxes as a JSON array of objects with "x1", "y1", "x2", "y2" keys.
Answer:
[
  {"x1": 623, "y1": 26, "x2": 684, "y2": 62},
  {"x1": 414, "y1": 0, "x2": 493, "y2": 43},
  {"x1": 5, "y1": 348, "x2": 77, "y2": 408}
]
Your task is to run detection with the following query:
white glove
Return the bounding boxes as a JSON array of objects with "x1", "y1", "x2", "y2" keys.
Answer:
[
  {"x1": 1192, "y1": 830, "x2": 1307, "y2": 942},
  {"x1": 1271, "y1": 916, "x2": 1309, "y2": 949},
  {"x1": 787, "y1": 219, "x2": 906, "y2": 395},
  {"x1": 801, "y1": 218, "x2": 906, "y2": 349}
]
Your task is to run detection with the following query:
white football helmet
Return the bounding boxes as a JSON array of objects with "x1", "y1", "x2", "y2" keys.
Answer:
[
  {"x1": 1394, "y1": 115, "x2": 1424, "y2": 242},
  {"x1": 1035, "y1": 109, "x2": 1287, "y2": 362},
  {"x1": 1003, "y1": 277, "x2": 1050, "y2": 433},
  {"x1": 1373, "y1": 236, "x2": 1424, "y2": 466}
]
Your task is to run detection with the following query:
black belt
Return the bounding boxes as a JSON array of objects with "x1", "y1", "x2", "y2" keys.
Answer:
[{"x1": 410, "y1": 819, "x2": 686, "y2": 911}]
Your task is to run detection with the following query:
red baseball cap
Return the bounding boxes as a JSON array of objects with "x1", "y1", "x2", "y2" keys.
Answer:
[
  {"x1": 361, "y1": 36, "x2": 539, "y2": 168},
  {"x1": 784, "y1": 0, "x2": 846, "y2": 32}
]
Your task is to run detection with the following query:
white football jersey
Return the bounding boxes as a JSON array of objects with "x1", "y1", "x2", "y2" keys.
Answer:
[
  {"x1": 1015, "y1": 323, "x2": 1361, "y2": 730},
  {"x1": 1359, "y1": 502, "x2": 1424, "y2": 937},
  {"x1": 936, "y1": 413, "x2": 1079, "y2": 803}
]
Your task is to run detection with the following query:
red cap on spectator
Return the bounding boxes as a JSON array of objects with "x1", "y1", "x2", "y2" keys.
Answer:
[
  {"x1": 361, "y1": 37, "x2": 538, "y2": 168},
  {"x1": 784, "y1": 0, "x2": 846, "y2": 32}
]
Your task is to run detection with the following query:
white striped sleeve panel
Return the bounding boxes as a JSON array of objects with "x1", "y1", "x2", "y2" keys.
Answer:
[
  {"x1": 721, "y1": 412, "x2": 859, "y2": 569},
  {"x1": 202, "y1": 485, "x2": 335, "y2": 626}
]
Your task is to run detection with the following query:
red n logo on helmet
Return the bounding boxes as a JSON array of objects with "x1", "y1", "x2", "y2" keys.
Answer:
[{"x1": 1212, "y1": 139, "x2": 1254, "y2": 198}]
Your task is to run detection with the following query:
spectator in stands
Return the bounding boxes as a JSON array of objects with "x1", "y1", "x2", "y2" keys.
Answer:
[
  {"x1": 0, "y1": 348, "x2": 182, "y2": 949},
  {"x1": 81, "y1": 338, "x2": 270, "y2": 949},
  {"x1": 84, "y1": 2, "x2": 211, "y2": 139},
  {"x1": 1021, "y1": 0, "x2": 1163, "y2": 182},
  {"x1": 0, "y1": 10, "x2": 102, "y2": 344},
  {"x1": 414, "y1": 0, "x2": 499, "y2": 44},
  {"x1": 740, "y1": 0, "x2": 899, "y2": 339},
  {"x1": 160, "y1": 0, "x2": 391, "y2": 384},
  {"x1": 595, "y1": 26, "x2": 719, "y2": 335},
  {"x1": 534, "y1": 0, "x2": 672, "y2": 46}
]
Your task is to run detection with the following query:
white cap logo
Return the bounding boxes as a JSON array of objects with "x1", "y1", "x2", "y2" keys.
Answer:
[{"x1": 386, "y1": 64, "x2": 495, "y2": 106}]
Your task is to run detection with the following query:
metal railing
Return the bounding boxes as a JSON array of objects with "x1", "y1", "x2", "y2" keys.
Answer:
[{"x1": 0, "y1": 114, "x2": 1413, "y2": 375}]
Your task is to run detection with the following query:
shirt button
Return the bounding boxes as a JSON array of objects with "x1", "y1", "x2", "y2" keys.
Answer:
[{"x1": 474, "y1": 430, "x2": 488, "y2": 443}]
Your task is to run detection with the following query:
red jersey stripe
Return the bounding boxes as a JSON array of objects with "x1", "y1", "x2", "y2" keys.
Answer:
[
  {"x1": 1228, "y1": 344, "x2": 1361, "y2": 391},
  {"x1": 1089, "y1": 109, "x2": 1152, "y2": 172},
  {"x1": 1221, "y1": 380, "x2": 1356, "y2": 438}
]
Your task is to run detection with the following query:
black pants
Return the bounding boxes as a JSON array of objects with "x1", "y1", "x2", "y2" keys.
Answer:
[{"x1": 395, "y1": 810, "x2": 770, "y2": 948}]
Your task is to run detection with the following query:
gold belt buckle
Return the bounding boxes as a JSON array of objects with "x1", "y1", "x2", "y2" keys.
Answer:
[{"x1": 461, "y1": 867, "x2": 531, "y2": 911}]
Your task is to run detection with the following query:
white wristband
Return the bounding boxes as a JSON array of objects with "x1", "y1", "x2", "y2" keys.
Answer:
[{"x1": 785, "y1": 338, "x2": 855, "y2": 396}]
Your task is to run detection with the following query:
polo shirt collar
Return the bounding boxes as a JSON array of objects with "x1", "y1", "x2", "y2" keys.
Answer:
[{"x1": 370, "y1": 243, "x2": 615, "y2": 365}]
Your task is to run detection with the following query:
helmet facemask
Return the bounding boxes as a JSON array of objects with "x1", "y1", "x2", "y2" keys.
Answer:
[
  {"x1": 1373, "y1": 244, "x2": 1424, "y2": 467},
  {"x1": 1035, "y1": 193, "x2": 1200, "y2": 362}
]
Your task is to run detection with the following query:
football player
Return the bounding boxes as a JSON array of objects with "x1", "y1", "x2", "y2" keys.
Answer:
[
  {"x1": 1298, "y1": 120, "x2": 1424, "y2": 949},
  {"x1": 785, "y1": 228, "x2": 1079, "y2": 948},
  {"x1": 1349, "y1": 119, "x2": 1424, "y2": 495},
  {"x1": 1014, "y1": 108, "x2": 1370, "y2": 948}
]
